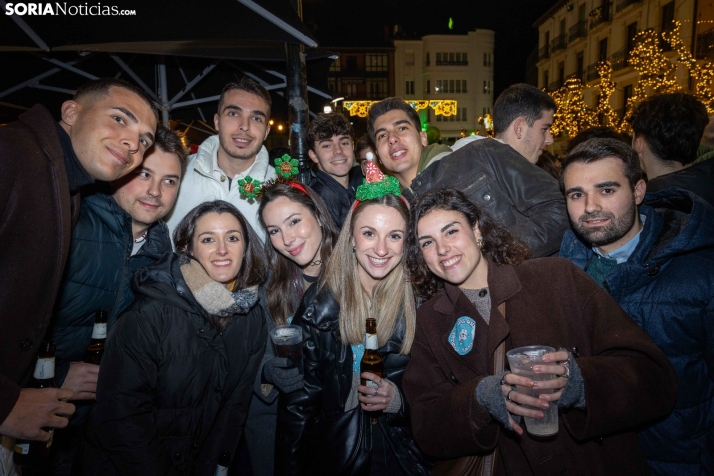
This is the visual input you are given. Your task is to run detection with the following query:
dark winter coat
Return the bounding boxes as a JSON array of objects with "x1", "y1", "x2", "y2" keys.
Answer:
[
  {"x1": 403, "y1": 258, "x2": 678, "y2": 476},
  {"x1": 52, "y1": 187, "x2": 171, "y2": 395},
  {"x1": 645, "y1": 161, "x2": 714, "y2": 207},
  {"x1": 275, "y1": 285, "x2": 431, "y2": 476},
  {"x1": 560, "y1": 188, "x2": 714, "y2": 475},
  {"x1": 404, "y1": 139, "x2": 569, "y2": 258},
  {"x1": 77, "y1": 253, "x2": 266, "y2": 476},
  {"x1": 309, "y1": 166, "x2": 363, "y2": 229},
  {"x1": 0, "y1": 105, "x2": 81, "y2": 423}
]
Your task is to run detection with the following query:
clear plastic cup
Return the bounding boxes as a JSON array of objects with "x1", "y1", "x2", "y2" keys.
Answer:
[{"x1": 506, "y1": 345, "x2": 558, "y2": 436}]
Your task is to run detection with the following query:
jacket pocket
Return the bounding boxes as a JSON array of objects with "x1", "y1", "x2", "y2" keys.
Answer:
[{"x1": 456, "y1": 174, "x2": 507, "y2": 221}]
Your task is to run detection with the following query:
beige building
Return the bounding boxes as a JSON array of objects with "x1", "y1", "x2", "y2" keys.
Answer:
[
  {"x1": 394, "y1": 30, "x2": 495, "y2": 143},
  {"x1": 534, "y1": 0, "x2": 714, "y2": 119}
]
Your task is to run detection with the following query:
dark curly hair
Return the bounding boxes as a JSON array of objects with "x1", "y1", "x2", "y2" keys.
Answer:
[
  {"x1": 628, "y1": 93, "x2": 708, "y2": 166},
  {"x1": 406, "y1": 188, "x2": 530, "y2": 301},
  {"x1": 307, "y1": 112, "x2": 354, "y2": 152}
]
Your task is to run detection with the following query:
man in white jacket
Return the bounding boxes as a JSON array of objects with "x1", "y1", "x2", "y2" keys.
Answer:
[{"x1": 166, "y1": 77, "x2": 276, "y2": 242}]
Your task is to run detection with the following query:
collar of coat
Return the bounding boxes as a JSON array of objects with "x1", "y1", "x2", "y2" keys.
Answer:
[
  {"x1": 192, "y1": 134, "x2": 271, "y2": 181},
  {"x1": 427, "y1": 258, "x2": 522, "y2": 369}
]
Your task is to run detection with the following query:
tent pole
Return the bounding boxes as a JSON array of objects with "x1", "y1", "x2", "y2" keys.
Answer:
[
  {"x1": 158, "y1": 57, "x2": 170, "y2": 128},
  {"x1": 286, "y1": 42, "x2": 310, "y2": 183}
]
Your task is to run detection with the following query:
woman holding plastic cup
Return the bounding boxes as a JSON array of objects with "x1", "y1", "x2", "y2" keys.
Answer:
[
  {"x1": 237, "y1": 179, "x2": 338, "y2": 476},
  {"x1": 403, "y1": 188, "x2": 677, "y2": 475},
  {"x1": 275, "y1": 162, "x2": 431, "y2": 475}
]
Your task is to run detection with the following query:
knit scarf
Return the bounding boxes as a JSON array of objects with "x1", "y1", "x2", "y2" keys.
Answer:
[{"x1": 180, "y1": 256, "x2": 258, "y2": 317}]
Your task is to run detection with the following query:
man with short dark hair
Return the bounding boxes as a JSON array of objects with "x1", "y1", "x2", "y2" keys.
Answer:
[
  {"x1": 368, "y1": 84, "x2": 568, "y2": 257},
  {"x1": 559, "y1": 137, "x2": 714, "y2": 475},
  {"x1": 0, "y1": 78, "x2": 158, "y2": 444},
  {"x1": 630, "y1": 92, "x2": 714, "y2": 206},
  {"x1": 307, "y1": 113, "x2": 362, "y2": 228},
  {"x1": 46, "y1": 126, "x2": 185, "y2": 473},
  {"x1": 166, "y1": 77, "x2": 276, "y2": 241}
]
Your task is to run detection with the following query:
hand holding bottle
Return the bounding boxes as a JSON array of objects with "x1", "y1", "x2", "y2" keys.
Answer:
[{"x1": 0, "y1": 387, "x2": 75, "y2": 441}]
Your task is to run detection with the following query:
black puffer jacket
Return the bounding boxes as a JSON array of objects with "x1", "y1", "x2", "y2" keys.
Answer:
[
  {"x1": 275, "y1": 285, "x2": 431, "y2": 476},
  {"x1": 77, "y1": 253, "x2": 266, "y2": 476}
]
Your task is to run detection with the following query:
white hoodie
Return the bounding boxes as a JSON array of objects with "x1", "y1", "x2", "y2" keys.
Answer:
[{"x1": 166, "y1": 135, "x2": 276, "y2": 244}]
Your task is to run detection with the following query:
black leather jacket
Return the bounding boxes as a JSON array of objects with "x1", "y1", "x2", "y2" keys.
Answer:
[
  {"x1": 405, "y1": 139, "x2": 569, "y2": 258},
  {"x1": 275, "y1": 285, "x2": 431, "y2": 476}
]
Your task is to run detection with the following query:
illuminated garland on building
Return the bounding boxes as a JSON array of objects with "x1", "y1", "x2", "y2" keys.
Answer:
[{"x1": 342, "y1": 100, "x2": 458, "y2": 117}]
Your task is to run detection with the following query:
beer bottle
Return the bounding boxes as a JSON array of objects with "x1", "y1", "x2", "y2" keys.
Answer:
[
  {"x1": 215, "y1": 451, "x2": 231, "y2": 475},
  {"x1": 84, "y1": 310, "x2": 107, "y2": 365},
  {"x1": 360, "y1": 318, "x2": 383, "y2": 423},
  {"x1": 13, "y1": 340, "x2": 57, "y2": 466}
]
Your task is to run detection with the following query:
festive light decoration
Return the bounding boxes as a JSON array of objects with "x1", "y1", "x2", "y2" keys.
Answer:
[
  {"x1": 342, "y1": 100, "x2": 458, "y2": 117},
  {"x1": 237, "y1": 176, "x2": 261, "y2": 199},
  {"x1": 595, "y1": 61, "x2": 619, "y2": 128},
  {"x1": 550, "y1": 77, "x2": 599, "y2": 137},
  {"x1": 477, "y1": 113, "x2": 494, "y2": 137},
  {"x1": 663, "y1": 21, "x2": 714, "y2": 112},
  {"x1": 546, "y1": 21, "x2": 714, "y2": 137}
]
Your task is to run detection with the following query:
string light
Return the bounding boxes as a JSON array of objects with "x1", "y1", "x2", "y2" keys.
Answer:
[
  {"x1": 549, "y1": 77, "x2": 598, "y2": 137},
  {"x1": 546, "y1": 21, "x2": 714, "y2": 137}
]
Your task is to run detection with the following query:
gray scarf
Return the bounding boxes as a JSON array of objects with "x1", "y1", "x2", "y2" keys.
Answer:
[{"x1": 180, "y1": 256, "x2": 258, "y2": 317}]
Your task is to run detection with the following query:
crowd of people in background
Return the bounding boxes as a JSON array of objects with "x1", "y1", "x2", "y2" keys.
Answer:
[{"x1": 0, "y1": 74, "x2": 711, "y2": 476}]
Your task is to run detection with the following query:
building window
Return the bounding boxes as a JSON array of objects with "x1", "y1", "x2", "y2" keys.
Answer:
[
  {"x1": 483, "y1": 80, "x2": 491, "y2": 94},
  {"x1": 483, "y1": 53, "x2": 492, "y2": 67},
  {"x1": 455, "y1": 80, "x2": 461, "y2": 93},
  {"x1": 346, "y1": 56, "x2": 357, "y2": 71},
  {"x1": 365, "y1": 53, "x2": 388, "y2": 72},
  {"x1": 461, "y1": 107, "x2": 468, "y2": 122},
  {"x1": 343, "y1": 81, "x2": 357, "y2": 97},
  {"x1": 329, "y1": 57, "x2": 340, "y2": 72},
  {"x1": 543, "y1": 69, "x2": 549, "y2": 89},
  {"x1": 449, "y1": 80, "x2": 455, "y2": 93},
  {"x1": 426, "y1": 52, "x2": 430, "y2": 66},
  {"x1": 463, "y1": 80, "x2": 467, "y2": 93},
  {"x1": 436, "y1": 52, "x2": 442, "y2": 64},
  {"x1": 626, "y1": 22, "x2": 638, "y2": 54},
  {"x1": 436, "y1": 79, "x2": 442, "y2": 93},
  {"x1": 426, "y1": 79, "x2": 431, "y2": 94},
  {"x1": 406, "y1": 52, "x2": 415, "y2": 66},
  {"x1": 436, "y1": 113, "x2": 442, "y2": 122},
  {"x1": 599, "y1": 37, "x2": 608, "y2": 61},
  {"x1": 405, "y1": 80, "x2": 415, "y2": 95},
  {"x1": 367, "y1": 78, "x2": 388, "y2": 99},
  {"x1": 328, "y1": 78, "x2": 337, "y2": 95}
]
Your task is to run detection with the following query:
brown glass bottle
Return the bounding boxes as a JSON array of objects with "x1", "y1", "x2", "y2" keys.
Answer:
[
  {"x1": 360, "y1": 318, "x2": 383, "y2": 423},
  {"x1": 84, "y1": 310, "x2": 107, "y2": 365},
  {"x1": 13, "y1": 340, "x2": 57, "y2": 466}
]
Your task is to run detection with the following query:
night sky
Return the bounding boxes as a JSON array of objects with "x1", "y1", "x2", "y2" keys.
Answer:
[{"x1": 302, "y1": 0, "x2": 556, "y2": 97}]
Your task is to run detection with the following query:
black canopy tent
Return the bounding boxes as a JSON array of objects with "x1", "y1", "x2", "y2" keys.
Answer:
[{"x1": 0, "y1": 0, "x2": 334, "y2": 164}]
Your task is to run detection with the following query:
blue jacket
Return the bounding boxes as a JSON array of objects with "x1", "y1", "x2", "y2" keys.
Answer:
[
  {"x1": 51, "y1": 187, "x2": 171, "y2": 424},
  {"x1": 560, "y1": 188, "x2": 714, "y2": 476}
]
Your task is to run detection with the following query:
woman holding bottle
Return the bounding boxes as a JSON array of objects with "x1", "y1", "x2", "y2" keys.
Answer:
[
  {"x1": 78, "y1": 200, "x2": 268, "y2": 475},
  {"x1": 274, "y1": 165, "x2": 430, "y2": 476}
]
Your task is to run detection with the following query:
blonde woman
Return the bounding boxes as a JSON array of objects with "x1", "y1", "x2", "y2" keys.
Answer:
[{"x1": 275, "y1": 168, "x2": 431, "y2": 476}]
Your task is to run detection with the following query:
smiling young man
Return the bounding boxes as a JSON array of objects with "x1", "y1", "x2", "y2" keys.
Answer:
[
  {"x1": 307, "y1": 113, "x2": 363, "y2": 229},
  {"x1": 0, "y1": 78, "x2": 158, "y2": 446},
  {"x1": 368, "y1": 85, "x2": 568, "y2": 258},
  {"x1": 559, "y1": 137, "x2": 714, "y2": 475},
  {"x1": 46, "y1": 126, "x2": 185, "y2": 472},
  {"x1": 166, "y1": 77, "x2": 276, "y2": 242}
]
